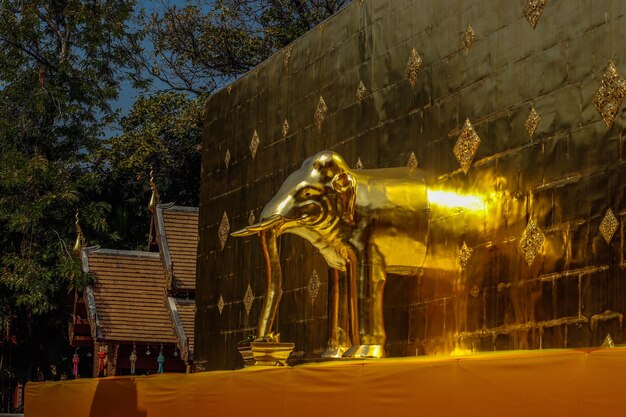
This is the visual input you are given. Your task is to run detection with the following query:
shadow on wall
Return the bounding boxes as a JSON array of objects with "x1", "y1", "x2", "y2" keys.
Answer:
[{"x1": 89, "y1": 379, "x2": 146, "y2": 417}]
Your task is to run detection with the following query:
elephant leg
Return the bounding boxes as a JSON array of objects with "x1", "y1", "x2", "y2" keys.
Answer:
[
  {"x1": 256, "y1": 229, "x2": 282, "y2": 340},
  {"x1": 322, "y1": 269, "x2": 352, "y2": 358},
  {"x1": 344, "y1": 244, "x2": 386, "y2": 358},
  {"x1": 347, "y1": 251, "x2": 359, "y2": 347}
]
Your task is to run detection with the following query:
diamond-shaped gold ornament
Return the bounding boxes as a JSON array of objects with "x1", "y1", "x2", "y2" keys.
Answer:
[
  {"x1": 224, "y1": 149, "x2": 231, "y2": 169},
  {"x1": 525, "y1": 107, "x2": 541, "y2": 139},
  {"x1": 464, "y1": 24, "x2": 475, "y2": 50},
  {"x1": 405, "y1": 48, "x2": 422, "y2": 87},
  {"x1": 282, "y1": 119, "x2": 290, "y2": 138},
  {"x1": 407, "y1": 152, "x2": 418, "y2": 171},
  {"x1": 356, "y1": 80, "x2": 367, "y2": 104},
  {"x1": 282, "y1": 44, "x2": 294, "y2": 68},
  {"x1": 307, "y1": 269, "x2": 321, "y2": 301},
  {"x1": 218, "y1": 212, "x2": 230, "y2": 250},
  {"x1": 593, "y1": 61, "x2": 626, "y2": 127},
  {"x1": 217, "y1": 295, "x2": 225, "y2": 315},
  {"x1": 602, "y1": 333, "x2": 615, "y2": 348},
  {"x1": 519, "y1": 219, "x2": 544, "y2": 266},
  {"x1": 453, "y1": 118, "x2": 481, "y2": 174},
  {"x1": 315, "y1": 96, "x2": 328, "y2": 130},
  {"x1": 459, "y1": 242, "x2": 473, "y2": 270},
  {"x1": 227, "y1": 85, "x2": 232, "y2": 95},
  {"x1": 248, "y1": 211, "x2": 256, "y2": 226},
  {"x1": 356, "y1": 158, "x2": 364, "y2": 170},
  {"x1": 599, "y1": 208, "x2": 619, "y2": 244},
  {"x1": 243, "y1": 285, "x2": 254, "y2": 315},
  {"x1": 523, "y1": 0, "x2": 546, "y2": 29},
  {"x1": 250, "y1": 130, "x2": 260, "y2": 159}
]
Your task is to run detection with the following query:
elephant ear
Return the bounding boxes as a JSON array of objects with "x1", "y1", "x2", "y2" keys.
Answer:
[{"x1": 331, "y1": 172, "x2": 356, "y2": 224}]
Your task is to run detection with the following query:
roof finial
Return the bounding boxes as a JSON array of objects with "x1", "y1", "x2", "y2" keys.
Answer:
[
  {"x1": 148, "y1": 167, "x2": 159, "y2": 213},
  {"x1": 73, "y1": 210, "x2": 86, "y2": 255}
]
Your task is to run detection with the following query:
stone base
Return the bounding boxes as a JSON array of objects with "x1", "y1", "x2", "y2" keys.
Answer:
[{"x1": 238, "y1": 341, "x2": 295, "y2": 367}]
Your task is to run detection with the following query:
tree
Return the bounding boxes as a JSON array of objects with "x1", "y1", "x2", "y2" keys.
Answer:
[
  {"x1": 135, "y1": 0, "x2": 350, "y2": 95},
  {"x1": 93, "y1": 91, "x2": 203, "y2": 247},
  {"x1": 0, "y1": 0, "x2": 142, "y2": 385}
]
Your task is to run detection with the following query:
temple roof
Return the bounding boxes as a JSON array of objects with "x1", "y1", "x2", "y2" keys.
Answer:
[
  {"x1": 154, "y1": 204, "x2": 198, "y2": 292},
  {"x1": 167, "y1": 297, "x2": 196, "y2": 362},
  {"x1": 81, "y1": 247, "x2": 177, "y2": 344}
]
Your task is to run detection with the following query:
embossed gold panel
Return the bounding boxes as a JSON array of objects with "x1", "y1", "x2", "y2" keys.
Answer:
[{"x1": 198, "y1": 0, "x2": 626, "y2": 370}]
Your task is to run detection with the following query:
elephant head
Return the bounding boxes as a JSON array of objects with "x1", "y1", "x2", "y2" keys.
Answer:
[
  {"x1": 232, "y1": 151, "x2": 358, "y2": 343},
  {"x1": 232, "y1": 151, "x2": 357, "y2": 270}
]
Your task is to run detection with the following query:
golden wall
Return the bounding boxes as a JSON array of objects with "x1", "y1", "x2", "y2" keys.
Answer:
[{"x1": 197, "y1": 0, "x2": 626, "y2": 370}]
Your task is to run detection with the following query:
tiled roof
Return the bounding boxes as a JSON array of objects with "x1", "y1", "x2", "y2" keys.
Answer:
[
  {"x1": 82, "y1": 248, "x2": 177, "y2": 344},
  {"x1": 155, "y1": 204, "x2": 198, "y2": 291}
]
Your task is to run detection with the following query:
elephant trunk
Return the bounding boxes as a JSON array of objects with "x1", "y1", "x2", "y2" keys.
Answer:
[
  {"x1": 256, "y1": 228, "x2": 282, "y2": 339},
  {"x1": 231, "y1": 214, "x2": 285, "y2": 237}
]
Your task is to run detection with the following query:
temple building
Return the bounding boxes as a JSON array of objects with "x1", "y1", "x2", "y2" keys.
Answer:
[{"x1": 69, "y1": 188, "x2": 198, "y2": 377}]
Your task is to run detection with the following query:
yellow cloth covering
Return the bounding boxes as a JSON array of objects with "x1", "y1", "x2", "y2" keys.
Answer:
[{"x1": 25, "y1": 348, "x2": 626, "y2": 417}]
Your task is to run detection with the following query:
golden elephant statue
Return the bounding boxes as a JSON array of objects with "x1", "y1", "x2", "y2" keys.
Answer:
[{"x1": 233, "y1": 151, "x2": 500, "y2": 358}]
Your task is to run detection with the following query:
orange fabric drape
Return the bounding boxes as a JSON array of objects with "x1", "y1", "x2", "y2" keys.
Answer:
[{"x1": 25, "y1": 348, "x2": 626, "y2": 417}]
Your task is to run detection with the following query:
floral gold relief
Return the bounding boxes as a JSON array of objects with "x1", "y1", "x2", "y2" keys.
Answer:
[
  {"x1": 464, "y1": 24, "x2": 475, "y2": 50},
  {"x1": 519, "y1": 219, "x2": 544, "y2": 266},
  {"x1": 218, "y1": 212, "x2": 230, "y2": 250},
  {"x1": 356, "y1": 158, "x2": 364, "y2": 170},
  {"x1": 243, "y1": 285, "x2": 254, "y2": 316},
  {"x1": 282, "y1": 119, "x2": 290, "y2": 138},
  {"x1": 249, "y1": 130, "x2": 260, "y2": 159},
  {"x1": 459, "y1": 242, "x2": 473, "y2": 270},
  {"x1": 315, "y1": 96, "x2": 328, "y2": 130},
  {"x1": 282, "y1": 44, "x2": 294, "y2": 68},
  {"x1": 217, "y1": 295, "x2": 225, "y2": 315},
  {"x1": 407, "y1": 152, "x2": 418, "y2": 171},
  {"x1": 523, "y1": 0, "x2": 546, "y2": 29},
  {"x1": 248, "y1": 211, "x2": 256, "y2": 226},
  {"x1": 405, "y1": 48, "x2": 422, "y2": 87},
  {"x1": 593, "y1": 61, "x2": 626, "y2": 127},
  {"x1": 356, "y1": 80, "x2": 367, "y2": 104},
  {"x1": 453, "y1": 118, "x2": 481, "y2": 174},
  {"x1": 307, "y1": 269, "x2": 321, "y2": 301},
  {"x1": 224, "y1": 149, "x2": 231, "y2": 169},
  {"x1": 602, "y1": 334, "x2": 615, "y2": 348},
  {"x1": 599, "y1": 208, "x2": 619, "y2": 244},
  {"x1": 525, "y1": 107, "x2": 541, "y2": 138}
]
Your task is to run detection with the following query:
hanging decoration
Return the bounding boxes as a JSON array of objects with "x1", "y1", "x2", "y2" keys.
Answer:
[
  {"x1": 129, "y1": 343, "x2": 137, "y2": 375},
  {"x1": 72, "y1": 349, "x2": 80, "y2": 379},
  {"x1": 173, "y1": 347, "x2": 179, "y2": 358},
  {"x1": 157, "y1": 344, "x2": 165, "y2": 374},
  {"x1": 97, "y1": 345, "x2": 106, "y2": 377},
  {"x1": 146, "y1": 343, "x2": 151, "y2": 356}
]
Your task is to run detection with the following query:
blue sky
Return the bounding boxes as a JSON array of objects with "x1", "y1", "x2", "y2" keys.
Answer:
[{"x1": 108, "y1": 0, "x2": 197, "y2": 135}]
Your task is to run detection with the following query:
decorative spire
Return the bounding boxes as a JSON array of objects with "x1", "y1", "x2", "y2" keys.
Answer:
[
  {"x1": 148, "y1": 168, "x2": 159, "y2": 213},
  {"x1": 73, "y1": 211, "x2": 86, "y2": 256}
]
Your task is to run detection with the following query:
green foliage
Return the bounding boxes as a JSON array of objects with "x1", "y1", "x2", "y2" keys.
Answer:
[
  {"x1": 0, "y1": 0, "x2": 142, "y2": 381},
  {"x1": 94, "y1": 92, "x2": 203, "y2": 246},
  {"x1": 102, "y1": 92, "x2": 203, "y2": 201},
  {"x1": 135, "y1": 0, "x2": 350, "y2": 94},
  {"x1": 0, "y1": 0, "x2": 348, "y2": 386}
]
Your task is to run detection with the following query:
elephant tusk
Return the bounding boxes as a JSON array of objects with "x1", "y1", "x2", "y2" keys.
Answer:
[
  {"x1": 231, "y1": 214, "x2": 284, "y2": 237},
  {"x1": 230, "y1": 228, "x2": 257, "y2": 237}
]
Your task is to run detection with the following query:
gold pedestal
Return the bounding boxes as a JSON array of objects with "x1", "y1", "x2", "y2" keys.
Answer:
[
  {"x1": 343, "y1": 344, "x2": 384, "y2": 358},
  {"x1": 238, "y1": 341, "x2": 295, "y2": 367}
]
